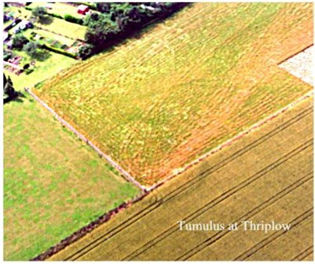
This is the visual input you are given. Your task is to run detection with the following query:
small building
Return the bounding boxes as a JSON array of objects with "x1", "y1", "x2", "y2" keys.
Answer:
[
  {"x1": 13, "y1": 20, "x2": 33, "y2": 33},
  {"x1": 140, "y1": 4, "x2": 158, "y2": 12},
  {"x1": 20, "y1": 20, "x2": 33, "y2": 30},
  {"x1": 77, "y1": 5, "x2": 89, "y2": 15}
]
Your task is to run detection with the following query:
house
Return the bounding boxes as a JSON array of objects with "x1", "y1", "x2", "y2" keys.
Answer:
[
  {"x1": 20, "y1": 20, "x2": 33, "y2": 30},
  {"x1": 13, "y1": 20, "x2": 33, "y2": 33},
  {"x1": 77, "y1": 5, "x2": 89, "y2": 15}
]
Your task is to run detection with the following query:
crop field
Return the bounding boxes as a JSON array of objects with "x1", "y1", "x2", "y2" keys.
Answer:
[
  {"x1": 4, "y1": 96, "x2": 139, "y2": 260},
  {"x1": 34, "y1": 3, "x2": 313, "y2": 187},
  {"x1": 49, "y1": 96, "x2": 313, "y2": 261}
]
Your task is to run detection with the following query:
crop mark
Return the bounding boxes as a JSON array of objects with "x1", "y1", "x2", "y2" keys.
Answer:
[
  {"x1": 66, "y1": 110, "x2": 312, "y2": 260},
  {"x1": 126, "y1": 143, "x2": 312, "y2": 260}
]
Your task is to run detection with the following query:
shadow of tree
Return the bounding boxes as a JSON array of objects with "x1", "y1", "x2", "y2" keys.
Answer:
[
  {"x1": 4, "y1": 92, "x2": 26, "y2": 104},
  {"x1": 38, "y1": 16, "x2": 53, "y2": 25}
]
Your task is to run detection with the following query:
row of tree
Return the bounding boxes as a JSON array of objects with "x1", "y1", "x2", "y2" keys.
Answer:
[
  {"x1": 78, "y1": 2, "x2": 189, "y2": 59},
  {"x1": 20, "y1": 3, "x2": 189, "y2": 59}
]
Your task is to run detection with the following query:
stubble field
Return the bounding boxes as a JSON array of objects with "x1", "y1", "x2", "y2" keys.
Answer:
[{"x1": 35, "y1": 2, "x2": 313, "y2": 186}]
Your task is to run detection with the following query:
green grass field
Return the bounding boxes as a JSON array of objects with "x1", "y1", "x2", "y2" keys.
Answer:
[
  {"x1": 36, "y1": 2, "x2": 313, "y2": 186},
  {"x1": 4, "y1": 95, "x2": 139, "y2": 260},
  {"x1": 33, "y1": 13, "x2": 86, "y2": 40},
  {"x1": 24, "y1": 28, "x2": 75, "y2": 46}
]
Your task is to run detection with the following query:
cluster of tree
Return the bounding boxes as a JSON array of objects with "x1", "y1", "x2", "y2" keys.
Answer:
[
  {"x1": 32, "y1": 6, "x2": 50, "y2": 23},
  {"x1": 23, "y1": 42, "x2": 39, "y2": 58},
  {"x1": 12, "y1": 34, "x2": 29, "y2": 50},
  {"x1": 78, "y1": 2, "x2": 189, "y2": 59},
  {"x1": 11, "y1": 34, "x2": 47, "y2": 60}
]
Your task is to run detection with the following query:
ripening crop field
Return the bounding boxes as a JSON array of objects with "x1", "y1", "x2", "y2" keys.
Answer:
[
  {"x1": 35, "y1": 3, "x2": 313, "y2": 186},
  {"x1": 50, "y1": 97, "x2": 313, "y2": 261}
]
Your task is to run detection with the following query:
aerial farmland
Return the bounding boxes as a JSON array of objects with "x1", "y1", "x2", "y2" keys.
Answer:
[
  {"x1": 35, "y1": 2, "x2": 313, "y2": 186},
  {"x1": 3, "y1": 1, "x2": 313, "y2": 261}
]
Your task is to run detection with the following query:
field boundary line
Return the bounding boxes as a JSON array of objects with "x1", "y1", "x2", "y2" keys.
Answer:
[
  {"x1": 30, "y1": 188, "x2": 149, "y2": 261},
  {"x1": 146, "y1": 90, "x2": 313, "y2": 192},
  {"x1": 277, "y1": 43, "x2": 313, "y2": 65},
  {"x1": 25, "y1": 87, "x2": 147, "y2": 192}
]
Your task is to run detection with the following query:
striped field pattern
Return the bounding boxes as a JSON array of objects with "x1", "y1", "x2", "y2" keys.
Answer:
[
  {"x1": 49, "y1": 95, "x2": 313, "y2": 261},
  {"x1": 35, "y1": 3, "x2": 313, "y2": 186}
]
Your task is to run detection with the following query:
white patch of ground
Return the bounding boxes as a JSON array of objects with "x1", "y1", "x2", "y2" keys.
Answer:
[{"x1": 279, "y1": 45, "x2": 313, "y2": 86}]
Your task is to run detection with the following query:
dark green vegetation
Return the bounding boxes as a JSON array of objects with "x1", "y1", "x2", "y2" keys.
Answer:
[
  {"x1": 3, "y1": 74, "x2": 20, "y2": 103},
  {"x1": 82, "y1": 2, "x2": 188, "y2": 57},
  {"x1": 31, "y1": 6, "x2": 49, "y2": 22},
  {"x1": 22, "y1": 2, "x2": 188, "y2": 59}
]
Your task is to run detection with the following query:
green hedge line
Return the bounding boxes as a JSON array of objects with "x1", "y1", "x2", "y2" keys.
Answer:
[{"x1": 41, "y1": 44, "x2": 77, "y2": 59}]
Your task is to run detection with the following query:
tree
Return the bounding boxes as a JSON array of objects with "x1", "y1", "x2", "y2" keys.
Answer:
[
  {"x1": 23, "y1": 42, "x2": 50, "y2": 61},
  {"x1": 12, "y1": 34, "x2": 28, "y2": 50},
  {"x1": 84, "y1": 13, "x2": 119, "y2": 47},
  {"x1": 32, "y1": 6, "x2": 48, "y2": 22},
  {"x1": 78, "y1": 44, "x2": 93, "y2": 59},
  {"x1": 3, "y1": 74, "x2": 18, "y2": 101},
  {"x1": 23, "y1": 41, "x2": 38, "y2": 58},
  {"x1": 96, "y1": 3, "x2": 111, "y2": 13}
]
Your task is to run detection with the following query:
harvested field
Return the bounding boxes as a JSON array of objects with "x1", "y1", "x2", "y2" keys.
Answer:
[
  {"x1": 35, "y1": 3, "x2": 313, "y2": 186},
  {"x1": 49, "y1": 96, "x2": 313, "y2": 261}
]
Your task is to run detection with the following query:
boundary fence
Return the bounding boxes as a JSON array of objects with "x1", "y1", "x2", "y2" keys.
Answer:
[{"x1": 25, "y1": 88, "x2": 147, "y2": 191}]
